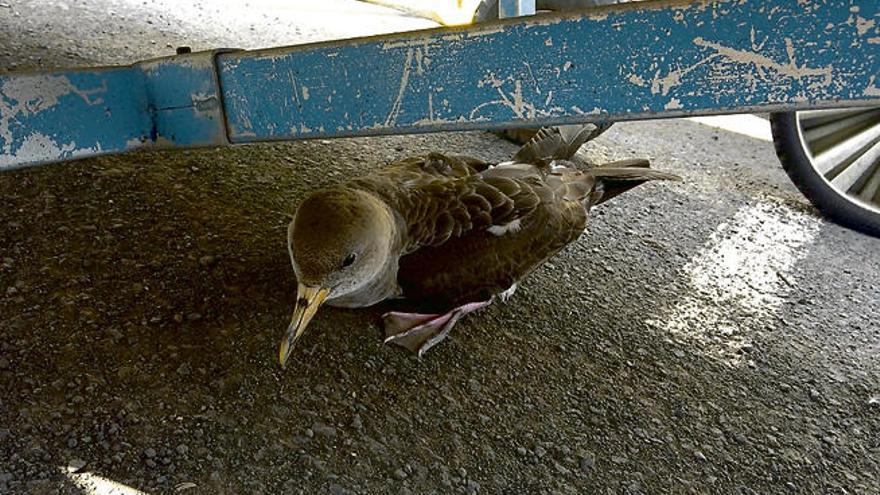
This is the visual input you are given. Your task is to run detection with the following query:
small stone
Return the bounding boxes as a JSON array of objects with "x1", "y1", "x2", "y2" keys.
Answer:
[
  {"x1": 67, "y1": 438, "x2": 78, "y2": 448},
  {"x1": 579, "y1": 455, "x2": 595, "y2": 472},
  {"x1": 351, "y1": 414, "x2": 363, "y2": 430},
  {"x1": 467, "y1": 379, "x2": 480, "y2": 393},
  {"x1": 393, "y1": 468, "x2": 407, "y2": 480},
  {"x1": 694, "y1": 451, "x2": 707, "y2": 461},
  {"x1": 176, "y1": 444, "x2": 188, "y2": 455},
  {"x1": 198, "y1": 255, "x2": 217, "y2": 267},
  {"x1": 553, "y1": 461, "x2": 570, "y2": 475},
  {"x1": 534, "y1": 446, "x2": 546, "y2": 458},
  {"x1": 144, "y1": 448, "x2": 156, "y2": 459},
  {"x1": 311, "y1": 422, "x2": 336, "y2": 438},
  {"x1": 611, "y1": 455, "x2": 627, "y2": 465},
  {"x1": 145, "y1": 459, "x2": 157, "y2": 468},
  {"x1": 516, "y1": 447, "x2": 527, "y2": 456},
  {"x1": 66, "y1": 459, "x2": 86, "y2": 473}
]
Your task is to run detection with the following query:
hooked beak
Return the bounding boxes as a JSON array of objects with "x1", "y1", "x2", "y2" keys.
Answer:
[{"x1": 279, "y1": 283, "x2": 330, "y2": 368}]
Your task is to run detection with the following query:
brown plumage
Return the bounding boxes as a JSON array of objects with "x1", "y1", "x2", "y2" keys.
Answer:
[{"x1": 279, "y1": 126, "x2": 679, "y2": 365}]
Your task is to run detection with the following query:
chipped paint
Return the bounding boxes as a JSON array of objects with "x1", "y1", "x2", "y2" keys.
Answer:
[
  {"x1": 0, "y1": 132, "x2": 100, "y2": 169},
  {"x1": 0, "y1": 75, "x2": 106, "y2": 153},
  {"x1": 652, "y1": 36, "x2": 833, "y2": 96},
  {"x1": 4, "y1": 0, "x2": 880, "y2": 168},
  {"x1": 213, "y1": 0, "x2": 879, "y2": 146},
  {"x1": 384, "y1": 48, "x2": 415, "y2": 127},
  {"x1": 465, "y1": 26, "x2": 504, "y2": 38},
  {"x1": 866, "y1": 76, "x2": 880, "y2": 97},
  {"x1": 855, "y1": 16, "x2": 876, "y2": 35},
  {"x1": 664, "y1": 98, "x2": 683, "y2": 110},
  {"x1": 628, "y1": 74, "x2": 646, "y2": 87}
]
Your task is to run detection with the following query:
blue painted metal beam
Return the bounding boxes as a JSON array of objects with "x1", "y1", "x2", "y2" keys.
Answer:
[
  {"x1": 219, "y1": 0, "x2": 880, "y2": 142},
  {"x1": 1, "y1": 0, "x2": 879, "y2": 170},
  {"x1": 0, "y1": 51, "x2": 229, "y2": 170}
]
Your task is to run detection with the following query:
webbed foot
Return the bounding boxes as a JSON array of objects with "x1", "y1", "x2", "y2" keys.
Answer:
[{"x1": 382, "y1": 301, "x2": 492, "y2": 357}]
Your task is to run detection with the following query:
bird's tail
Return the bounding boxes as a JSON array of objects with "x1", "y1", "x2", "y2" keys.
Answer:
[
  {"x1": 584, "y1": 158, "x2": 681, "y2": 205},
  {"x1": 512, "y1": 123, "x2": 613, "y2": 166}
]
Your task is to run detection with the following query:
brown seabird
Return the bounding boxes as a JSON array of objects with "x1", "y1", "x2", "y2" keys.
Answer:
[{"x1": 279, "y1": 126, "x2": 679, "y2": 366}]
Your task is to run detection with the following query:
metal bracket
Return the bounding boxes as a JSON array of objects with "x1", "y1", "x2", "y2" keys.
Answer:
[{"x1": 499, "y1": 0, "x2": 536, "y2": 18}]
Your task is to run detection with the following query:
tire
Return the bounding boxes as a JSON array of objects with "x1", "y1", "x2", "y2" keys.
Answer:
[{"x1": 770, "y1": 109, "x2": 880, "y2": 237}]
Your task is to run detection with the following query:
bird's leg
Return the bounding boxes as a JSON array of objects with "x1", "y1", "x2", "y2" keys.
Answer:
[{"x1": 382, "y1": 300, "x2": 492, "y2": 357}]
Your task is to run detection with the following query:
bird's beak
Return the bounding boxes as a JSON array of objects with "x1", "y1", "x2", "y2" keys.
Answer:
[{"x1": 279, "y1": 283, "x2": 330, "y2": 368}]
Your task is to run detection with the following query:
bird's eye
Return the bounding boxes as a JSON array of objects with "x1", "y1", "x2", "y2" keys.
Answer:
[{"x1": 342, "y1": 253, "x2": 357, "y2": 268}]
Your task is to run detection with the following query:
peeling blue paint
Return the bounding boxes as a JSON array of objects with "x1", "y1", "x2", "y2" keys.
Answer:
[
  {"x1": 0, "y1": 51, "x2": 229, "y2": 170},
  {"x1": 0, "y1": 0, "x2": 878, "y2": 170},
  {"x1": 0, "y1": 69, "x2": 149, "y2": 169},
  {"x1": 218, "y1": 0, "x2": 880, "y2": 143}
]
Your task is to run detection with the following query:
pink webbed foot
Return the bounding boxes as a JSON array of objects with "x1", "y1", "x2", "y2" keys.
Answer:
[{"x1": 382, "y1": 301, "x2": 492, "y2": 357}]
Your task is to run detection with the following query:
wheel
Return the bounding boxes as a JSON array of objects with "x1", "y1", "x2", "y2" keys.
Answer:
[{"x1": 770, "y1": 109, "x2": 880, "y2": 237}]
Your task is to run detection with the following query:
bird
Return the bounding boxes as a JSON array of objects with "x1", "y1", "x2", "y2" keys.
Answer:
[{"x1": 279, "y1": 125, "x2": 679, "y2": 367}]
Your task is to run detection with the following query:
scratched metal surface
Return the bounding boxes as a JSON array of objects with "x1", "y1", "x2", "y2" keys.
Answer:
[
  {"x1": 1, "y1": 0, "x2": 879, "y2": 169},
  {"x1": 0, "y1": 68, "x2": 149, "y2": 170},
  {"x1": 0, "y1": 51, "x2": 231, "y2": 171},
  {"x1": 218, "y1": 0, "x2": 880, "y2": 142}
]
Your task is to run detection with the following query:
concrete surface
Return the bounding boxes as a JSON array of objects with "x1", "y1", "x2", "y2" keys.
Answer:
[{"x1": 0, "y1": 1, "x2": 878, "y2": 494}]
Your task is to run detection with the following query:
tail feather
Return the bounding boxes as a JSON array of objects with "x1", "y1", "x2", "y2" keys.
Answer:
[
  {"x1": 585, "y1": 158, "x2": 680, "y2": 205},
  {"x1": 512, "y1": 123, "x2": 612, "y2": 166}
]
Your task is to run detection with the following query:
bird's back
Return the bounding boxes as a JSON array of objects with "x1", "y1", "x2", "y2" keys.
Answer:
[{"x1": 346, "y1": 125, "x2": 677, "y2": 309}]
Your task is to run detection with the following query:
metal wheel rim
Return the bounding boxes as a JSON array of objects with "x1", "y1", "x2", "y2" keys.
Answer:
[{"x1": 795, "y1": 107, "x2": 880, "y2": 215}]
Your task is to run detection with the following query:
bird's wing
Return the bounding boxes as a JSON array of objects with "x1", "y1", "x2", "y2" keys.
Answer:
[
  {"x1": 395, "y1": 157, "x2": 679, "y2": 308},
  {"x1": 352, "y1": 153, "x2": 542, "y2": 250},
  {"x1": 378, "y1": 152, "x2": 490, "y2": 179},
  {"x1": 396, "y1": 179, "x2": 585, "y2": 308},
  {"x1": 399, "y1": 172, "x2": 544, "y2": 249},
  {"x1": 512, "y1": 123, "x2": 613, "y2": 166}
]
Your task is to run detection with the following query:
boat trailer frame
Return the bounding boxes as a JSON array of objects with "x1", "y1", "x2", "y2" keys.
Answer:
[{"x1": 1, "y1": 0, "x2": 878, "y2": 170}]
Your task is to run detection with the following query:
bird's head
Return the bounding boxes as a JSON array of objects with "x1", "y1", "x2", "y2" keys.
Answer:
[{"x1": 279, "y1": 187, "x2": 396, "y2": 367}]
